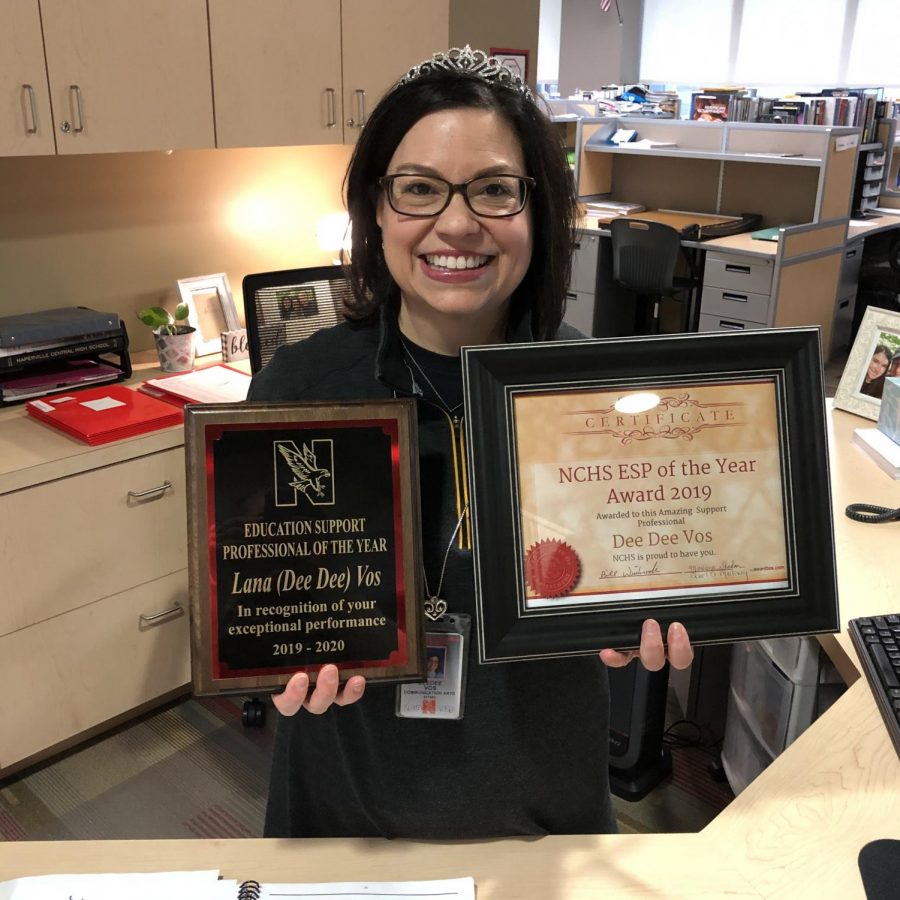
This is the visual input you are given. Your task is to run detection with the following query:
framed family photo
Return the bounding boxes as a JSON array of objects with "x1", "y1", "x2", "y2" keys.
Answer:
[
  {"x1": 177, "y1": 273, "x2": 240, "y2": 357},
  {"x1": 461, "y1": 327, "x2": 838, "y2": 663},
  {"x1": 833, "y1": 306, "x2": 900, "y2": 420}
]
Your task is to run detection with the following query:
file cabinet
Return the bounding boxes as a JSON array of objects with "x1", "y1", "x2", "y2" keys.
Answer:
[
  {"x1": 698, "y1": 252, "x2": 775, "y2": 332},
  {"x1": 0, "y1": 402, "x2": 190, "y2": 776},
  {"x1": 564, "y1": 230, "x2": 601, "y2": 336}
]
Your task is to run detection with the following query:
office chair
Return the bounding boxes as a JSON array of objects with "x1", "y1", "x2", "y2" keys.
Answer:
[
  {"x1": 242, "y1": 265, "x2": 354, "y2": 374},
  {"x1": 610, "y1": 218, "x2": 699, "y2": 334}
]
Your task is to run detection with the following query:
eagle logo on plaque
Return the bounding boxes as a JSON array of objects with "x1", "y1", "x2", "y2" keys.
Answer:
[{"x1": 274, "y1": 439, "x2": 335, "y2": 507}]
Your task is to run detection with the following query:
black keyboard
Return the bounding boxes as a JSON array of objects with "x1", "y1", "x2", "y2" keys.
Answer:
[{"x1": 849, "y1": 615, "x2": 900, "y2": 758}]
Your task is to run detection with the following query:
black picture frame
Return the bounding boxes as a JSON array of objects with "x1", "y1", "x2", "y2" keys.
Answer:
[{"x1": 461, "y1": 328, "x2": 838, "y2": 664}]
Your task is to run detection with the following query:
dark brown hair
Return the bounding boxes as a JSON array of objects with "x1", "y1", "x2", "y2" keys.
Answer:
[{"x1": 341, "y1": 68, "x2": 577, "y2": 340}]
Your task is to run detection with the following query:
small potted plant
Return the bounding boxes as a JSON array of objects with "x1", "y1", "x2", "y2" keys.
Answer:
[{"x1": 137, "y1": 303, "x2": 196, "y2": 373}]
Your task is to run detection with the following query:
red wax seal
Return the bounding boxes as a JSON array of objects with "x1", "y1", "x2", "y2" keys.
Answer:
[{"x1": 524, "y1": 539, "x2": 580, "y2": 597}]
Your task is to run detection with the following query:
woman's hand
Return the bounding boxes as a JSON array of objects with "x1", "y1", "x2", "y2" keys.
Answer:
[
  {"x1": 272, "y1": 664, "x2": 366, "y2": 716},
  {"x1": 599, "y1": 619, "x2": 694, "y2": 671}
]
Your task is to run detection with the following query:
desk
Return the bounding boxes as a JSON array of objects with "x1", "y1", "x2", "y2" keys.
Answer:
[
  {"x1": 570, "y1": 120, "x2": 900, "y2": 352},
  {"x1": 1, "y1": 407, "x2": 898, "y2": 897}
]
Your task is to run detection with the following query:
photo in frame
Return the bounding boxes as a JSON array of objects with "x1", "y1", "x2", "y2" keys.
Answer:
[
  {"x1": 184, "y1": 399, "x2": 426, "y2": 696},
  {"x1": 461, "y1": 327, "x2": 838, "y2": 663},
  {"x1": 177, "y1": 273, "x2": 240, "y2": 357},
  {"x1": 833, "y1": 305, "x2": 900, "y2": 420},
  {"x1": 489, "y1": 47, "x2": 529, "y2": 82}
]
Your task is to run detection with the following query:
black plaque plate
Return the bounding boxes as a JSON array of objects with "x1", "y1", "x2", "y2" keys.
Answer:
[{"x1": 185, "y1": 400, "x2": 424, "y2": 695}]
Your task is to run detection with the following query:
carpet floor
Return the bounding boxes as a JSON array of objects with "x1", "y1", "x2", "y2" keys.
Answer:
[{"x1": 0, "y1": 692, "x2": 732, "y2": 841}]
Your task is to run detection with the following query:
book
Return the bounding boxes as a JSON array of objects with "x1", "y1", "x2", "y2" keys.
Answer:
[
  {"x1": 138, "y1": 363, "x2": 252, "y2": 406},
  {"x1": 26, "y1": 384, "x2": 182, "y2": 445},
  {"x1": 629, "y1": 138, "x2": 677, "y2": 149},
  {"x1": 0, "y1": 306, "x2": 120, "y2": 350},
  {"x1": 691, "y1": 93, "x2": 730, "y2": 121},
  {"x1": 0, "y1": 331, "x2": 126, "y2": 369},
  {"x1": 236, "y1": 878, "x2": 475, "y2": 899},
  {"x1": 852, "y1": 427, "x2": 900, "y2": 479}
]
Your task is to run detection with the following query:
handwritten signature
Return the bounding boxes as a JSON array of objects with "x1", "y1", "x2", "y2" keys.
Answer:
[
  {"x1": 687, "y1": 560, "x2": 743, "y2": 575},
  {"x1": 600, "y1": 562, "x2": 661, "y2": 579}
]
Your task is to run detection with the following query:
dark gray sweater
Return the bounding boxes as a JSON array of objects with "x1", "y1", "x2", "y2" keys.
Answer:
[{"x1": 249, "y1": 302, "x2": 615, "y2": 838}]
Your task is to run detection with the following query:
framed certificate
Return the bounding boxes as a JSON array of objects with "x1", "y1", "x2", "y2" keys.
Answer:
[
  {"x1": 185, "y1": 400, "x2": 425, "y2": 694},
  {"x1": 461, "y1": 327, "x2": 838, "y2": 663}
]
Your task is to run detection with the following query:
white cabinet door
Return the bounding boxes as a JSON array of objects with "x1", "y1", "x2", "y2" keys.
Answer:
[
  {"x1": 0, "y1": 0, "x2": 55, "y2": 155},
  {"x1": 341, "y1": 0, "x2": 449, "y2": 145},
  {"x1": 209, "y1": 0, "x2": 343, "y2": 148},
  {"x1": 40, "y1": 0, "x2": 215, "y2": 154}
]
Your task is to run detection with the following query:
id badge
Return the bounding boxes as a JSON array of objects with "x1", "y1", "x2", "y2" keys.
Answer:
[{"x1": 396, "y1": 613, "x2": 470, "y2": 720}]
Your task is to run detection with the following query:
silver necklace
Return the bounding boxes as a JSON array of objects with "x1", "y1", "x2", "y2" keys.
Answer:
[
  {"x1": 400, "y1": 337, "x2": 464, "y2": 418},
  {"x1": 423, "y1": 505, "x2": 468, "y2": 621}
]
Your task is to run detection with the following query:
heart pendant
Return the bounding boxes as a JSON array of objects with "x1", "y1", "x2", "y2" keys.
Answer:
[{"x1": 424, "y1": 595, "x2": 448, "y2": 622}]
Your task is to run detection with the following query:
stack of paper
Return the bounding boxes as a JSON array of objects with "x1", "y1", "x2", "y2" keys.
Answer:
[
  {"x1": 138, "y1": 363, "x2": 252, "y2": 406},
  {"x1": 26, "y1": 384, "x2": 182, "y2": 445},
  {"x1": 0, "y1": 359, "x2": 122, "y2": 402},
  {"x1": 852, "y1": 427, "x2": 900, "y2": 479},
  {"x1": 0, "y1": 870, "x2": 227, "y2": 900}
]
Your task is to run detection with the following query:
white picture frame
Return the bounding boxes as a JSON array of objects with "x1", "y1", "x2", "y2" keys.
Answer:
[
  {"x1": 833, "y1": 306, "x2": 900, "y2": 420},
  {"x1": 177, "y1": 273, "x2": 240, "y2": 357}
]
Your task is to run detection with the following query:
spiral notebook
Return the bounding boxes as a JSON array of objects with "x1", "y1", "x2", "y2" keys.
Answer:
[
  {"x1": 0, "y1": 872, "x2": 474, "y2": 899},
  {"x1": 236, "y1": 877, "x2": 475, "y2": 899}
]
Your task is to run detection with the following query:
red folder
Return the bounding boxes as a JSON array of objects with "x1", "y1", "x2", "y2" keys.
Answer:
[{"x1": 26, "y1": 384, "x2": 183, "y2": 445}]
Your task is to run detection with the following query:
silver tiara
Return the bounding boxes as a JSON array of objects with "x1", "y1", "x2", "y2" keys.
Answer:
[{"x1": 398, "y1": 45, "x2": 534, "y2": 102}]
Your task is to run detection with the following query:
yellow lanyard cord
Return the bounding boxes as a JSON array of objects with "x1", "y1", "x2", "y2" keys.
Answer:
[{"x1": 443, "y1": 409, "x2": 471, "y2": 550}]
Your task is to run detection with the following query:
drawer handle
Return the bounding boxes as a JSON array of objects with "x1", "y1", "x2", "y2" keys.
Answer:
[
  {"x1": 139, "y1": 603, "x2": 183, "y2": 626},
  {"x1": 724, "y1": 264, "x2": 752, "y2": 274},
  {"x1": 839, "y1": 299, "x2": 850, "y2": 309},
  {"x1": 722, "y1": 292, "x2": 749, "y2": 303},
  {"x1": 718, "y1": 319, "x2": 746, "y2": 331},
  {"x1": 127, "y1": 480, "x2": 173, "y2": 501},
  {"x1": 566, "y1": 291, "x2": 577, "y2": 300},
  {"x1": 846, "y1": 249, "x2": 858, "y2": 259}
]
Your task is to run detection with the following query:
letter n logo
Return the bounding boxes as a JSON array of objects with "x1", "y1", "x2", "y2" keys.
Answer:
[{"x1": 273, "y1": 439, "x2": 335, "y2": 507}]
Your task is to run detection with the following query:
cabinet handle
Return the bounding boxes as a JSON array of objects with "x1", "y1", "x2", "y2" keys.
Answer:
[
  {"x1": 566, "y1": 291, "x2": 577, "y2": 300},
  {"x1": 21, "y1": 84, "x2": 38, "y2": 134},
  {"x1": 127, "y1": 480, "x2": 173, "y2": 501},
  {"x1": 347, "y1": 89, "x2": 367, "y2": 128},
  {"x1": 69, "y1": 84, "x2": 85, "y2": 133},
  {"x1": 722, "y1": 292, "x2": 749, "y2": 303},
  {"x1": 325, "y1": 88, "x2": 336, "y2": 128},
  {"x1": 846, "y1": 249, "x2": 858, "y2": 259},
  {"x1": 717, "y1": 319, "x2": 746, "y2": 330},
  {"x1": 724, "y1": 264, "x2": 751, "y2": 274},
  {"x1": 139, "y1": 603, "x2": 183, "y2": 626}
]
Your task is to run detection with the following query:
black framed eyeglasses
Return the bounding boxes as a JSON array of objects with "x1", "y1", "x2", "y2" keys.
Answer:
[{"x1": 378, "y1": 173, "x2": 535, "y2": 218}]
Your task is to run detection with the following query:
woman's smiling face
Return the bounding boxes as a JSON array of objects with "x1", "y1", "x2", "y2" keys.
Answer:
[
  {"x1": 868, "y1": 350, "x2": 890, "y2": 381},
  {"x1": 375, "y1": 107, "x2": 533, "y2": 351}
]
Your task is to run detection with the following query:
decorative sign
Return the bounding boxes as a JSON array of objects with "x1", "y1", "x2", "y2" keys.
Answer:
[
  {"x1": 220, "y1": 328, "x2": 249, "y2": 362},
  {"x1": 462, "y1": 328, "x2": 838, "y2": 663},
  {"x1": 185, "y1": 400, "x2": 425, "y2": 695}
]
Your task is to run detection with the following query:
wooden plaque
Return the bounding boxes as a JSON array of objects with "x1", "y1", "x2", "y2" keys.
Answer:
[{"x1": 185, "y1": 399, "x2": 425, "y2": 695}]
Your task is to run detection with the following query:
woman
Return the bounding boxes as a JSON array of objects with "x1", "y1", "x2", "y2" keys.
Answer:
[
  {"x1": 248, "y1": 46, "x2": 693, "y2": 839},
  {"x1": 887, "y1": 351, "x2": 900, "y2": 380},
  {"x1": 860, "y1": 344, "x2": 891, "y2": 398}
]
